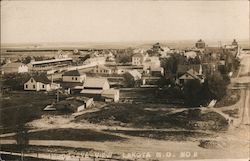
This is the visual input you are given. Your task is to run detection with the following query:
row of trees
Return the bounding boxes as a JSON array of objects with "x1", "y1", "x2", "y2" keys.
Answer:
[{"x1": 183, "y1": 72, "x2": 228, "y2": 106}]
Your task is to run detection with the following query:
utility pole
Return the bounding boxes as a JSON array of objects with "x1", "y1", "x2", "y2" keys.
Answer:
[{"x1": 57, "y1": 90, "x2": 59, "y2": 102}]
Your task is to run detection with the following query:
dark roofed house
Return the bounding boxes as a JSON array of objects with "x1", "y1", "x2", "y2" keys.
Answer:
[
  {"x1": 195, "y1": 39, "x2": 205, "y2": 49},
  {"x1": 178, "y1": 69, "x2": 204, "y2": 85},
  {"x1": 62, "y1": 70, "x2": 86, "y2": 83}
]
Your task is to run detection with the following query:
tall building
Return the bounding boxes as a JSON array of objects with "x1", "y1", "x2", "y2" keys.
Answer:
[
  {"x1": 232, "y1": 39, "x2": 238, "y2": 46},
  {"x1": 195, "y1": 39, "x2": 206, "y2": 49}
]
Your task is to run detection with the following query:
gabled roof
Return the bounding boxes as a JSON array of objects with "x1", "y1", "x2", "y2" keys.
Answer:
[
  {"x1": 127, "y1": 70, "x2": 142, "y2": 79},
  {"x1": 83, "y1": 77, "x2": 109, "y2": 88},
  {"x1": 179, "y1": 69, "x2": 201, "y2": 80},
  {"x1": 30, "y1": 74, "x2": 51, "y2": 84},
  {"x1": 62, "y1": 70, "x2": 85, "y2": 76},
  {"x1": 2, "y1": 62, "x2": 26, "y2": 68},
  {"x1": 196, "y1": 39, "x2": 205, "y2": 43}
]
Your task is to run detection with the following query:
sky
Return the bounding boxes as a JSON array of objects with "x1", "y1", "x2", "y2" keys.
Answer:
[{"x1": 1, "y1": 0, "x2": 249, "y2": 44}]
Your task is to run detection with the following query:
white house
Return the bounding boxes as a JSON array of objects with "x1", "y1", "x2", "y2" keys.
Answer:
[
  {"x1": 1, "y1": 62, "x2": 28, "y2": 74},
  {"x1": 92, "y1": 65, "x2": 113, "y2": 74},
  {"x1": 80, "y1": 77, "x2": 110, "y2": 99},
  {"x1": 178, "y1": 69, "x2": 204, "y2": 85},
  {"x1": 132, "y1": 53, "x2": 146, "y2": 66},
  {"x1": 62, "y1": 70, "x2": 86, "y2": 83},
  {"x1": 127, "y1": 70, "x2": 142, "y2": 81},
  {"x1": 101, "y1": 89, "x2": 120, "y2": 102},
  {"x1": 143, "y1": 56, "x2": 161, "y2": 70},
  {"x1": 84, "y1": 57, "x2": 106, "y2": 66},
  {"x1": 24, "y1": 75, "x2": 60, "y2": 91}
]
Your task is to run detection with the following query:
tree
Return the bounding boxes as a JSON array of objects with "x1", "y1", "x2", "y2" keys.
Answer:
[
  {"x1": 123, "y1": 73, "x2": 141, "y2": 87},
  {"x1": 22, "y1": 56, "x2": 32, "y2": 64},
  {"x1": 183, "y1": 79, "x2": 203, "y2": 106},
  {"x1": 206, "y1": 72, "x2": 227, "y2": 100}
]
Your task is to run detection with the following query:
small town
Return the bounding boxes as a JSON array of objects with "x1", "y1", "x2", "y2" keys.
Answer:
[{"x1": 1, "y1": 1, "x2": 250, "y2": 161}]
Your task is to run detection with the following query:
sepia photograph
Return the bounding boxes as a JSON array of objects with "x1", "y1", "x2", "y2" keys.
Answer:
[{"x1": 0, "y1": 0, "x2": 249, "y2": 160}]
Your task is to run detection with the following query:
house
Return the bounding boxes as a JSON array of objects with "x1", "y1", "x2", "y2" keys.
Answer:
[
  {"x1": 101, "y1": 89, "x2": 120, "y2": 102},
  {"x1": 127, "y1": 70, "x2": 142, "y2": 81},
  {"x1": 84, "y1": 57, "x2": 106, "y2": 66},
  {"x1": 178, "y1": 69, "x2": 204, "y2": 84},
  {"x1": 62, "y1": 70, "x2": 86, "y2": 83},
  {"x1": 1, "y1": 62, "x2": 28, "y2": 74},
  {"x1": 143, "y1": 56, "x2": 161, "y2": 70},
  {"x1": 92, "y1": 65, "x2": 113, "y2": 74},
  {"x1": 152, "y1": 42, "x2": 164, "y2": 52},
  {"x1": 195, "y1": 39, "x2": 206, "y2": 49},
  {"x1": 132, "y1": 53, "x2": 146, "y2": 66},
  {"x1": 80, "y1": 77, "x2": 110, "y2": 100},
  {"x1": 184, "y1": 51, "x2": 197, "y2": 59},
  {"x1": 151, "y1": 67, "x2": 164, "y2": 77},
  {"x1": 24, "y1": 74, "x2": 60, "y2": 91}
]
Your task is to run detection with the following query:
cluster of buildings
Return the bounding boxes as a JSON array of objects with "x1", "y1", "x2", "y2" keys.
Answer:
[{"x1": 1, "y1": 39, "x2": 243, "y2": 105}]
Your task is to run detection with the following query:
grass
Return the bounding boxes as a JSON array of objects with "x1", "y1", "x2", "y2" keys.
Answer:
[
  {"x1": 104, "y1": 130, "x2": 214, "y2": 141},
  {"x1": 222, "y1": 109, "x2": 239, "y2": 118},
  {"x1": 5, "y1": 128, "x2": 126, "y2": 142},
  {"x1": 75, "y1": 104, "x2": 228, "y2": 131},
  {"x1": 0, "y1": 91, "x2": 57, "y2": 134},
  {"x1": 215, "y1": 89, "x2": 241, "y2": 108}
]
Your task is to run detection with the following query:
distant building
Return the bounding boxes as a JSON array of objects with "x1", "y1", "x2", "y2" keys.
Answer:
[
  {"x1": 101, "y1": 89, "x2": 120, "y2": 102},
  {"x1": 195, "y1": 39, "x2": 206, "y2": 49},
  {"x1": 80, "y1": 77, "x2": 110, "y2": 100},
  {"x1": 93, "y1": 65, "x2": 113, "y2": 74},
  {"x1": 184, "y1": 51, "x2": 197, "y2": 59},
  {"x1": 132, "y1": 53, "x2": 146, "y2": 66},
  {"x1": 1, "y1": 62, "x2": 28, "y2": 74},
  {"x1": 178, "y1": 69, "x2": 204, "y2": 85},
  {"x1": 143, "y1": 56, "x2": 161, "y2": 70},
  {"x1": 150, "y1": 67, "x2": 164, "y2": 77},
  {"x1": 127, "y1": 70, "x2": 142, "y2": 81},
  {"x1": 62, "y1": 70, "x2": 86, "y2": 83},
  {"x1": 24, "y1": 74, "x2": 60, "y2": 91},
  {"x1": 177, "y1": 64, "x2": 203, "y2": 76},
  {"x1": 152, "y1": 42, "x2": 164, "y2": 52},
  {"x1": 84, "y1": 57, "x2": 106, "y2": 66},
  {"x1": 232, "y1": 39, "x2": 238, "y2": 46},
  {"x1": 28, "y1": 58, "x2": 73, "y2": 71}
]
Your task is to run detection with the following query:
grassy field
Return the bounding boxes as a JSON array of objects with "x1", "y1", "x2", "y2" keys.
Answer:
[
  {"x1": 0, "y1": 91, "x2": 57, "y2": 134},
  {"x1": 75, "y1": 103, "x2": 228, "y2": 131},
  {"x1": 104, "y1": 130, "x2": 214, "y2": 141},
  {"x1": 214, "y1": 89, "x2": 241, "y2": 108},
  {"x1": 5, "y1": 128, "x2": 127, "y2": 142}
]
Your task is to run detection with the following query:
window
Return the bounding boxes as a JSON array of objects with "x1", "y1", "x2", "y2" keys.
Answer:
[
  {"x1": 72, "y1": 77, "x2": 74, "y2": 80},
  {"x1": 42, "y1": 85, "x2": 45, "y2": 88},
  {"x1": 75, "y1": 77, "x2": 77, "y2": 80},
  {"x1": 25, "y1": 85, "x2": 28, "y2": 88},
  {"x1": 31, "y1": 79, "x2": 33, "y2": 83},
  {"x1": 33, "y1": 85, "x2": 35, "y2": 89}
]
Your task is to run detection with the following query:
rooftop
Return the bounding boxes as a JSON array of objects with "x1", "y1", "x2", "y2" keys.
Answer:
[
  {"x1": 30, "y1": 58, "x2": 73, "y2": 65},
  {"x1": 62, "y1": 70, "x2": 86, "y2": 76},
  {"x1": 2, "y1": 62, "x2": 26, "y2": 68},
  {"x1": 83, "y1": 77, "x2": 109, "y2": 88}
]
